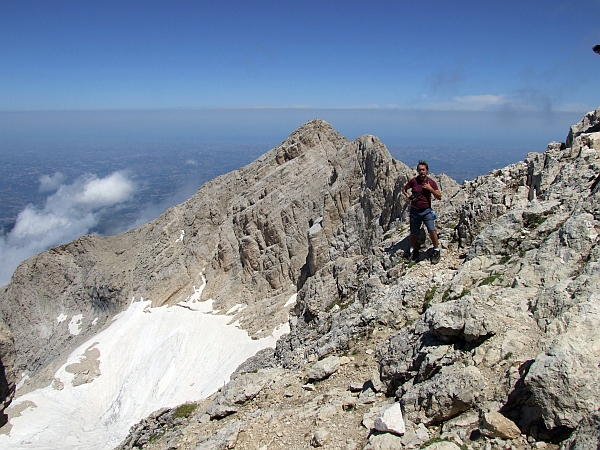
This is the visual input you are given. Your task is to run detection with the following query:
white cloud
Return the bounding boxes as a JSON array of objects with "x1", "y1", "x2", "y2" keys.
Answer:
[
  {"x1": 0, "y1": 171, "x2": 135, "y2": 286},
  {"x1": 75, "y1": 172, "x2": 135, "y2": 207},
  {"x1": 39, "y1": 172, "x2": 65, "y2": 192}
]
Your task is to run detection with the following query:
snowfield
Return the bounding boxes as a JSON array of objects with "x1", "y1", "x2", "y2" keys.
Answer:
[{"x1": 0, "y1": 282, "x2": 290, "y2": 450}]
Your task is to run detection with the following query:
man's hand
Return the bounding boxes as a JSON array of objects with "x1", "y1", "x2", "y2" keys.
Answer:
[{"x1": 423, "y1": 181, "x2": 442, "y2": 200}]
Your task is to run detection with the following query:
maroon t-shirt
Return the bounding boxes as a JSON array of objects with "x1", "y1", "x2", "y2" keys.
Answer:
[{"x1": 408, "y1": 177, "x2": 438, "y2": 209}]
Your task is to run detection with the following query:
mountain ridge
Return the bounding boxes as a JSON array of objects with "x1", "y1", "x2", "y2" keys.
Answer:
[{"x1": 0, "y1": 109, "x2": 599, "y2": 449}]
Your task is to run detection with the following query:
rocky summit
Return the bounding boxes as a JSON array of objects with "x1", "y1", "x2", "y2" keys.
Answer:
[{"x1": 0, "y1": 108, "x2": 599, "y2": 450}]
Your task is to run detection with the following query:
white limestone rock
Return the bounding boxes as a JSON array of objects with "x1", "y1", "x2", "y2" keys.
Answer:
[
  {"x1": 373, "y1": 402, "x2": 405, "y2": 435},
  {"x1": 306, "y1": 355, "x2": 340, "y2": 381}
]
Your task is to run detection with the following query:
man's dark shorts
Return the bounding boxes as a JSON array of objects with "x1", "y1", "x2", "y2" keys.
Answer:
[{"x1": 410, "y1": 207, "x2": 436, "y2": 234}]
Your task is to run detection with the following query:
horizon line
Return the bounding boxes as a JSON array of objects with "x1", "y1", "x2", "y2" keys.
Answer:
[{"x1": 1, "y1": 105, "x2": 594, "y2": 114}]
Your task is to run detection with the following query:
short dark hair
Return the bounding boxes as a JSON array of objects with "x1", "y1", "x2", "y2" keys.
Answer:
[{"x1": 417, "y1": 160, "x2": 429, "y2": 170}]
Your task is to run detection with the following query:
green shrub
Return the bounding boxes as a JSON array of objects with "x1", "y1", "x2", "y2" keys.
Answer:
[{"x1": 174, "y1": 403, "x2": 197, "y2": 419}]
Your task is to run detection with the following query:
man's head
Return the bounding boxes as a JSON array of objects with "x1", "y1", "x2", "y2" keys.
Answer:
[{"x1": 417, "y1": 160, "x2": 429, "y2": 178}]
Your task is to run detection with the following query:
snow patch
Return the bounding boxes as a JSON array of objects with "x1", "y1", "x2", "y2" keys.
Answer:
[
  {"x1": 15, "y1": 373, "x2": 29, "y2": 391},
  {"x1": 284, "y1": 293, "x2": 297, "y2": 308},
  {"x1": 272, "y1": 322, "x2": 290, "y2": 340},
  {"x1": 175, "y1": 229, "x2": 185, "y2": 243},
  {"x1": 178, "y1": 274, "x2": 212, "y2": 312},
  {"x1": 56, "y1": 313, "x2": 67, "y2": 323},
  {"x1": 226, "y1": 304, "x2": 246, "y2": 315},
  {"x1": 1, "y1": 281, "x2": 287, "y2": 450},
  {"x1": 92, "y1": 318, "x2": 98, "y2": 326},
  {"x1": 68, "y1": 314, "x2": 83, "y2": 335}
]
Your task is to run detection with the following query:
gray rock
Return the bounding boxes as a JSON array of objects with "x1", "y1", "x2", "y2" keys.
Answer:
[
  {"x1": 559, "y1": 411, "x2": 600, "y2": 450},
  {"x1": 195, "y1": 419, "x2": 245, "y2": 450},
  {"x1": 370, "y1": 370, "x2": 385, "y2": 393},
  {"x1": 416, "y1": 297, "x2": 496, "y2": 342},
  {"x1": 362, "y1": 402, "x2": 394, "y2": 430},
  {"x1": 206, "y1": 371, "x2": 273, "y2": 419},
  {"x1": 424, "y1": 442, "x2": 462, "y2": 450},
  {"x1": 0, "y1": 314, "x2": 15, "y2": 425},
  {"x1": 525, "y1": 298, "x2": 600, "y2": 429},
  {"x1": 400, "y1": 365, "x2": 486, "y2": 424},
  {"x1": 566, "y1": 106, "x2": 600, "y2": 147},
  {"x1": 306, "y1": 355, "x2": 340, "y2": 381},
  {"x1": 310, "y1": 428, "x2": 330, "y2": 447},
  {"x1": 348, "y1": 381, "x2": 364, "y2": 392},
  {"x1": 480, "y1": 411, "x2": 521, "y2": 440},
  {"x1": 363, "y1": 432, "x2": 404, "y2": 450}
]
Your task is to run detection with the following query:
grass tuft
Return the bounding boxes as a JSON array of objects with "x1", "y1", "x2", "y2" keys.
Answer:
[
  {"x1": 422, "y1": 286, "x2": 437, "y2": 312},
  {"x1": 174, "y1": 403, "x2": 197, "y2": 419},
  {"x1": 479, "y1": 274, "x2": 502, "y2": 286}
]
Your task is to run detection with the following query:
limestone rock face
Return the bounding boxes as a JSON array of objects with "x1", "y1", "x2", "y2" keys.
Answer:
[{"x1": 566, "y1": 106, "x2": 600, "y2": 147}]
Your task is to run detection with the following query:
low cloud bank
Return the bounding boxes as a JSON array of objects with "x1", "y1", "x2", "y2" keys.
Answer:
[{"x1": 0, "y1": 172, "x2": 135, "y2": 286}]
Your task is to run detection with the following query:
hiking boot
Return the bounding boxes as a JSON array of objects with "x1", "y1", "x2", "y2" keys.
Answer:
[
  {"x1": 404, "y1": 249, "x2": 418, "y2": 262},
  {"x1": 431, "y1": 248, "x2": 441, "y2": 264}
]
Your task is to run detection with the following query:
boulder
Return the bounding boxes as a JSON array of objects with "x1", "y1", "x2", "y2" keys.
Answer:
[
  {"x1": 306, "y1": 355, "x2": 340, "y2": 381},
  {"x1": 480, "y1": 411, "x2": 521, "y2": 439},
  {"x1": 400, "y1": 365, "x2": 486, "y2": 424},
  {"x1": 310, "y1": 428, "x2": 330, "y2": 447},
  {"x1": 363, "y1": 432, "x2": 404, "y2": 450},
  {"x1": 373, "y1": 402, "x2": 405, "y2": 435},
  {"x1": 525, "y1": 299, "x2": 600, "y2": 429},
  {"x1": 206, "y1": 371, "x2": 273, "y2": 419}
]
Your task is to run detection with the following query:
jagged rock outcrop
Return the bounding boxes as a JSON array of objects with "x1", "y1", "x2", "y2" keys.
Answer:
[{"x1": 376, "y1": 108, "x2": 600, "y2": 444}]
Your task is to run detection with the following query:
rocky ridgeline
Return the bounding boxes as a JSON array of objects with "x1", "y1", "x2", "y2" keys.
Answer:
[
  {"x1": 1, "y1": 108, "x2": 600, "y2": 449},
  {"x1": 0, "y1": 119, "x2": 414, "y2": 417}
]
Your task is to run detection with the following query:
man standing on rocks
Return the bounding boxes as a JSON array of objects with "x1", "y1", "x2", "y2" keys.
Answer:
[{"x1": 402, "y1": 160, "x2": 442, "y2": 263}]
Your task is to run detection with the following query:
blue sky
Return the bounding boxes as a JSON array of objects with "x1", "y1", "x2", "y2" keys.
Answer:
[{"x1": 1, "y1": 0, "x2": 600, "y2": 147}]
